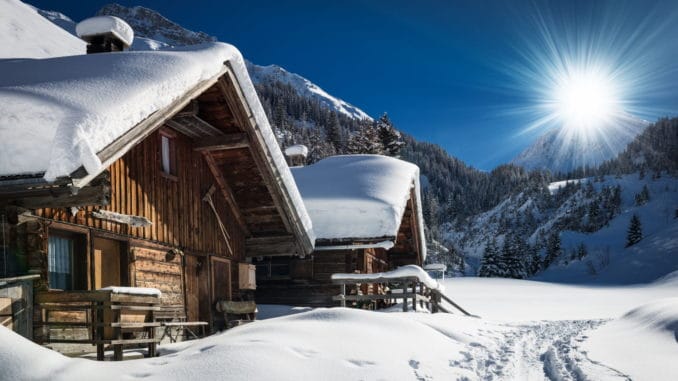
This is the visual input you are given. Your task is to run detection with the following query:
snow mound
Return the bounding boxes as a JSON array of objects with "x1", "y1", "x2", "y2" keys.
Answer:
[
  {"x1": 0, "y1": 308, "x2": 489, "y2": 381},
  {"x1": 76, "y1": 16, "x2": 134, "y2": 47},
  {"x1": 0, "y1": 0, "x2": 84, "y2": 59},
  {"x1": 583, "y1": 298, "x2": 678, "y2": 380},
  {"x1": 292, "y1": 155, "x2": 425, "y2": 258}
]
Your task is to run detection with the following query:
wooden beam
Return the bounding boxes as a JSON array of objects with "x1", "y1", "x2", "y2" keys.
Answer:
[
  {"x1": 166, "y1": 115, "x2": 224, "y2": 138},
  {"x1": 245, "y1": 235, "x2": 298, "y2": 257},
  {"x1": 202, "y1": 152, "x2": 250, "y2": 236},
  {"x1": 1, "y1": 171, "x2": 111, "y2": 209},
  {"x1": 217, "y1": 72, "x2": 313, "y2": 257},
  {"x1": 175, "y1": 100, "x2": 199, "y2": 118},
  {"x1": 193, "y1": 133, "x2": 249, "y2": 152}
]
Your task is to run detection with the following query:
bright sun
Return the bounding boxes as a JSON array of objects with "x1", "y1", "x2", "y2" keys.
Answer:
[{"x1": 551, "y1": 68, "x2": 620, "y2": 134}]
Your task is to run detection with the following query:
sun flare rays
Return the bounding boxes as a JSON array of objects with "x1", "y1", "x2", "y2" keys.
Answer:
[{"x1": 498, "y1": 1, "x2": 678, "y2": 170}]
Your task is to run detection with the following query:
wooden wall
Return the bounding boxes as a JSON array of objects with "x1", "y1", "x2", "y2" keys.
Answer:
[{"x1": 35, "y1": 128, "x2": 245, "y2": 259}]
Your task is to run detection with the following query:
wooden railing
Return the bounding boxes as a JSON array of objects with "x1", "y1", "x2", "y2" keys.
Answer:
[
  {"x1": 35, "y1": 290, "x2": 160, "y2": 360},
  {"x1": 332, "y1": 276, "x2": 475, "y2": 316}
]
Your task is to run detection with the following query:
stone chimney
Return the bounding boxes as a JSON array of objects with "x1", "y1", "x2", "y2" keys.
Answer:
[
  {"x1": 284, "y1": 145, "x2": 309, "y2": 167},
  {"x1": 76, "y1": 16, "x2": 134, "y2": 54}
]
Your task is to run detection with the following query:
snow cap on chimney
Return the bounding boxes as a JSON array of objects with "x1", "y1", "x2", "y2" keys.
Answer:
[{"x1": 76, "y1": 16, "x2": 134, "y2": 53}]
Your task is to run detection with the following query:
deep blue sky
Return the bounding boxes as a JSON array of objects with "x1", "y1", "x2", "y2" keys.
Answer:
[{"x1": 29, "y1": 0, "x2": 678, "y2": 170}]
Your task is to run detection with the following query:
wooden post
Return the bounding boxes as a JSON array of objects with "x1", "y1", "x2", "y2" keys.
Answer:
[
  {"x1": 412, "y1": 282, "x2": 417, "y2": 312},
  {"x1": 402, "y1": 282, "x2": 408, "y2": 312},
  {"x1": 96, "y1": 301, "x2": 104, "y2": 361},
  {"x1": 113, "y1": 304, "x2": 122, "y2": 361},
  {"x1": 340, "y1": 284, "x2": 346, "y2": 308},
  {"x1": 148, "y1": 301, "x2": 156, "y2": 357}
]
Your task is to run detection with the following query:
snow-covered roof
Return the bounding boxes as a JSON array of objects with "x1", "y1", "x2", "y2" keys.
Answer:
[
  {"x1": 284, "y1": 144, "x2": 309, "y2": 157},
  {"x1": 0, "y1": 41, "x2": 314, "y2": 244},
  {"x1": 291, "y1": 155, "x2": 426, "y2": 258},
  {"x1": 76, "y1": 16, "x2": 134, "y2": 47}
]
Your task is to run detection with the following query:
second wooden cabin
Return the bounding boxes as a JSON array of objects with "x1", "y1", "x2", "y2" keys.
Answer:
[{"x1": 254, "y1": 154, "x2": 427, "y2": 306}]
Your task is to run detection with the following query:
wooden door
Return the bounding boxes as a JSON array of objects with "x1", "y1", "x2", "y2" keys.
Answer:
[
  {"x1": 210, "y1": 256, "x2": 231, "y2": 304},
  {"x1": 185, "y1": 255, "x2": 212, "y2": 324},
  {"x1": 93, "y1": 237, "x2": 128, "y2": 289}
]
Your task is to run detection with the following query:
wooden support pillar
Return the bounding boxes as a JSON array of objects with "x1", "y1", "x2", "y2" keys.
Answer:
[
  {"x1": 411, "y1": 282, "x2": 417, "y2": 312},
  {"x1": 340, "y1": 284, "x2": 346, "y2": 308}
]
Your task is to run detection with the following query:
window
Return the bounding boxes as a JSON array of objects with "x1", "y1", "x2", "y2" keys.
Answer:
[
  {"x1": 48, "y1": 232, "x2": 86, "y2": 290},
  {"x1": 160, "y1": 130, "x2": 177, "y2": 177}
]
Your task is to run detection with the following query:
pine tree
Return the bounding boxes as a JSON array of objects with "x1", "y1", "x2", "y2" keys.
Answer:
[
  {"x1": 501, "y1": 235, "x2": 526, "y2": 279},
  {"x1": 634, "y1": 185, "x2": 651, "y2": 206},
  {"x1": 528, "y1": 244, "x2": 542, "y2": 275},
  {"x1": 576, "y1": 243, "x2": 588, "y2": 259},
  {"x1": 478, "y1": 238, "x2": 500, "y2": 277},
  {"x1": 376, "y1": 113, "x2": 404, "y2": 157},
  {"x1": 626, "y1": 214, "x2": 643, "y2": 247},
  {"x1": 544, "y1": 232, "x2": 561, "y2": 267}
]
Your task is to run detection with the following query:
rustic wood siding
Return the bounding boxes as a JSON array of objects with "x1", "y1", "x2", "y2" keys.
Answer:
[
  {"x1": 35, "y1": 128, "x2": 245, "y2": 260},
  {"x1": 131, "y1": 247, "x2": 183, "y2": 306}
]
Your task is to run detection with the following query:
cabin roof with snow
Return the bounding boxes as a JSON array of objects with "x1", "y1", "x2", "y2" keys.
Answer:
[
  {"x1": 0, "y1": 42, "x2": 314, "y2": 256},
  {"x1": 291, "y1": 155, "x2": 426, "y2": 260}
]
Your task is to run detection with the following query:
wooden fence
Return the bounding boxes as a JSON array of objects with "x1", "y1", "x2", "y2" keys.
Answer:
[
  {"x1": 35, "y1": 290, "x2": 160, "y2": 360},
  {"x1": 332, "y1": 276, "x2": 474, "y2": 316}
]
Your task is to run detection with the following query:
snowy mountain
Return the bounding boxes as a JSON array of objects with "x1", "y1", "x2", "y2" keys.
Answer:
[
  {"x1": 0, "y1": 0, "x2": 84, "y2": 59},
  {"x1": 444, "y1": 172, "x2": 678, "y2": 282},
  {"x1": 247, "y1": 64, "x2": 371, "y2": 120},
  {"x1": 91, "y1": 3, "x2": 371, "y2": 121},
  {"x1": 512, "y1": 117, "x2": 647, "y2": 174}
]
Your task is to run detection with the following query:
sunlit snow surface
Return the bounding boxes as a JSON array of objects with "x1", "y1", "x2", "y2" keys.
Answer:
[{"x1": 2, "y1": 276, "x2": 677, "y2": 380}]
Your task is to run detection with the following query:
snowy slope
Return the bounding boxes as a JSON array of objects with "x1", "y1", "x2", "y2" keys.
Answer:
[
  {"x1": 247, "y1": 63, "x2": 372, "y2": 120},
  {"x1": 38, "y1": 2, "x2": 371, "y2": 121},
  {"x1": 512, "y1": 117, "x2": 647, "y2": 173},
  {"x1": 444, "y1": 173, "x2": 678, "y2": 282},
  {"x1": 0, "y1": 0, "x2": 84, "y2": 58},
  {"x1": 2, "y1": 276, "x2": 677, "y2": 380}
]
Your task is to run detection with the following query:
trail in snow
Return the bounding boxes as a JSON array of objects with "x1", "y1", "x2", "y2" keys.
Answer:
[{"x1": 455, "y1": 320, "x2": 629, "y2": 381}]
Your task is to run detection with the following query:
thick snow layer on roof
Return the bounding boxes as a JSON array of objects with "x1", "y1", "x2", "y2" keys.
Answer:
[
  {"x1": 284, "y1": 144, "x2": 308, "y2": 157},
  {"x1": 292, "y1": 155, "x2": 425, "y2": 258},
  {"x1": 76, "y1": 16, "x2": 134, "y2": 47},
  {"x1": 332, "y1": 265, "x2": 442, "y2": 290},
  {"x1": 0, "y1": 0, "x2": 84, "y2": 59},
  {"x1": 0, "y1": 43, "x2": 232, "y2": 179},
  {"x1": 0, "y1": 41, "x2": 314, "y2": 243}
]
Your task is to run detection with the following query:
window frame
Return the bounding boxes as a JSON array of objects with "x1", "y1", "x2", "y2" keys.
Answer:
[
  {"x1": 47, "y1": 229, "x2": 88, "y2": 291},
  {"x1": 159, "y1": 128, "x2": 178, "y2": 181}
]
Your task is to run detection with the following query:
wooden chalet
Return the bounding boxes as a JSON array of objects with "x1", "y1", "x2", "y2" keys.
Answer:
[
  {"x1": 254, "y1": 155, "x2": 426, "y2": 307},
  {"x1": 0, "y1": 41, "x2": 313, "y2": 354}
]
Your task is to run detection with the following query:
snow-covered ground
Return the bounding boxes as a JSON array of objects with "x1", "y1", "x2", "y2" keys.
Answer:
[{"x1": 2, "y1": 275, "x2": 676, "y2": 380}]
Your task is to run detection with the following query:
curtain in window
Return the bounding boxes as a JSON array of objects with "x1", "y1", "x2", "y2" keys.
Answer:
[
  {"x1": 48, "y1": 236, "x2": 73, "y2": 290},
  {"x1": 161, "y1": 135, "x2": 171, "y2": 174}
]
